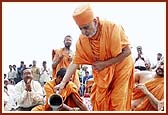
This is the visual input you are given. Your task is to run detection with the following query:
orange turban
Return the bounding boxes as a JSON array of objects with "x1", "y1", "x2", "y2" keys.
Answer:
[{"x1": 73, "y1": 4, "x2": 94, "y2": 26}]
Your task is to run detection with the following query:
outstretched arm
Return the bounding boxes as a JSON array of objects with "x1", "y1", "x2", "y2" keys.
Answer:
[
  {"x1": 57, "y1": 63, "x2": 79, "y2": 93},
  {"x1": 136, "y1": 84, "x2": 163, "y2": 110}
]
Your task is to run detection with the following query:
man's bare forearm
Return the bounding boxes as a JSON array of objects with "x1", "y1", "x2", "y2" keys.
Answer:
[
  {"x1": 52, "y1": 61, "x2": 59, "y2": 68},
  {"x1": 61, "y1": 63, "x2": 79, "y2": 84},
  {"x1": 145, "y1": 91, "x2": 159, "y2": 110},
  {"x1": 105, "y1": 46, "x2": 131, "y2": 67}
]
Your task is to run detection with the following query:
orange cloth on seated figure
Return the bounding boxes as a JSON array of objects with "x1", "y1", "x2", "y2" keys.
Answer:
[
  {"x1": 32, "y1": 80, "x2": 82, "y2": 111},
  {"x1": 133, "y1": 77, "x2": 164, "y2": 111},
  {"x1": 85, "y1": 78, "x2": 94, "y2": 95},
  {"x1": 73, "y1": 18, "x2": 134, "y2": 111}
]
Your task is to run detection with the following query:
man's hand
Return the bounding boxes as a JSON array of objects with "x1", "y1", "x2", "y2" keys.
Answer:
[
  {"x1": 92, "y1": 61, "x2": 107, "y2": 71},
  {"x1": 32, "y1": 96, "x2": 44, "y2": 105},
  {"x1": 158, "y1": 100, "x2": 164, "y2": 111},
  {"x1": 138, "y1": 53, "x2": 141, "y2": 58},
  {"x1": 136, "y1": 83, "x2": 148, "y2": 95},
  {"x1": 33, "y1": 96, "x2": 40, "y2": 103},
  {"x1": 25, "y1": 79, "x2": 32, "y2": 92},
  {"x1": 68, "y1": 55, "x2": 73, "y2": 62},
  {"x1": 54, "y1": 82, "x2": 66, "y2": 94},
  {"x1": 58, "y1": 55, "x2": 64, "y2": 61},
  {"x1": 52, "y1": 55, "x2": 64, "y2": 69}
]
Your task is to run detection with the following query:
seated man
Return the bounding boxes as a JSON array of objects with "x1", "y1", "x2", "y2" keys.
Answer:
[
  {"x1": 134, "y1": 70, "x2": 155, "y2": 85},
  {"x1": 85, "y1": 78, "x2": 94, "y2": 97},
  {"x1": 136, "y1": 84, "x2": 164, "y2": 111},
  {"x1": 134, "y1": 46, "x2": 147, "y2": 71},
  {"x1": 15, "y1": 68, "x2": 44, "y2": 111},
  {"x1": 132, "y1": 60, "x2": 164, "y2": 111},
  {"x1": 32, "y1": 68, "x2": 88, "y2": 111},
  {"x1": 4, "y1": 79, "x2": 17, "y2": 111}
]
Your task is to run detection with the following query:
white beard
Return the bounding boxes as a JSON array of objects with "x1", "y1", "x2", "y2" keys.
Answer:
[{"x1": 86, "y1": 27, "x2": 97, "y2": 38}]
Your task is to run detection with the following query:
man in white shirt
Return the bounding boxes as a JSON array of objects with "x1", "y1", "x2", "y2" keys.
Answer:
[
  {"x1": 4, "y1": 79, "x2": 17, "y2": 111},
  {"x1": 15, "y1": 67, "x2": 44, "y2": 111},
  {"x1": 134, "y1": 46, "x2": 147, "y2": 71},
  {"x1": 39, "y1": 61, "x2": 51, "y2": 86},
  {"x1": 152, "y1": 53, "x2": 163, "y2": 70},
  {"x1": 4, "y1": 86, "x2": 10, "y2": 111},
  {"x1": 31, "y1": 60, "x2": 40, "y2": 82},
  {"x1": 7, "y1": 65, "x2": 14, "y2": 81},
  {"x1": 12, "y1": 64, "x2": 18, "y2": 84}
]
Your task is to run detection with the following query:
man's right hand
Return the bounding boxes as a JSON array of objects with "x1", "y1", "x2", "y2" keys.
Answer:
[
  {"x1": 136, "y1": 83, "x2": 148, "y2": 95},
  {"x1": 57, "y1": 54, "x2": 64, "y2": 63},
  {"x1": 55, "y1": 82, "x2": 66, "y2": 94},
  {"x1": 138, "y1": 53, "x2": 141, "y2": 58},
  {"x1": 52, "y1": 55, "x2": 64, "y2": 69},
  {"x1": 25, "y1": 79, "x2": 32, "y2": 92},
  {"x1": 59, "y1": 55, "x2": 64, "y2": 60}
]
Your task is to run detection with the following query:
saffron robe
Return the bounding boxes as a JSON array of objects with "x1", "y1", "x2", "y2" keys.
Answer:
[
  {"x1": 32, "y1": 80, "x2": 82, "y2": 111},
  {"x1": 133, "y1": 77, "x2": 164, "y2": 111},
  {"x1": 73, "y1": 18, "x2": 134, "y2": 111}
]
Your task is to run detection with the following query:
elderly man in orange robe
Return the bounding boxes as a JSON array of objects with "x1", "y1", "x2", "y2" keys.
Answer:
[
  {"x1": 56, "y1": 4, "x2": 134, "y2": 111},
  {"x1": 132, "y1": 61, "x2": 164, "y2": 111},
  {"x1": 32, "y1": 68, "x2": 88, "y2": 111},
  {"x1": 52, "y1": 35, "x2": 80, "y2": 90}
]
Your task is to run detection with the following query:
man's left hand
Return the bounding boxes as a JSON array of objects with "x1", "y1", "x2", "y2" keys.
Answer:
[{"x1": 92, "y1": 61, "x2": 107, "y2": 71}]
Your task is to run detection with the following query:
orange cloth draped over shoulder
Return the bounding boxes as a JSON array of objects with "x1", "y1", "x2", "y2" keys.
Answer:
[
  {"x1": 73, "y1": 18, "x2": 134, "y2": 110},
  {"x1": 133, "y1": 77, "x2": 164, "y2": 111},
  {"x1": 52, "y1": 48, "x2": 71, "y2": 79},
  {"x1": 52, "y1": 48, "x2": 80, "y2": 90},
  {"x1": 32, "y1": 80, "x2": 82, "y2": 111}
]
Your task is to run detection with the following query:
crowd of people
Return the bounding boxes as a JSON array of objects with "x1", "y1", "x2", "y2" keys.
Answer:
[{"x1": 3, "y1": 3, "x2": 164, "y2": 112}]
